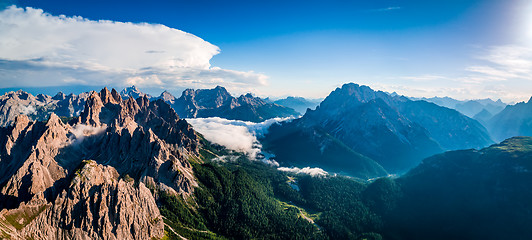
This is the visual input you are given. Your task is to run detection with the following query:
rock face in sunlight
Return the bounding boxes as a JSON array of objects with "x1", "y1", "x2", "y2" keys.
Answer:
[
  {"x1": 169, "y1": 86, "x2": 299, "y2": 122},
  {"x1": 0, "y1": 87, "x2": 200, "y2": 239},
  {"x1": 265, "y1": 83, "x2": 493, "y2": 172}
]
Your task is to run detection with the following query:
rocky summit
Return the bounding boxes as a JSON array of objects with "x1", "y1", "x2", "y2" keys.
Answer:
[
  {"x1": 0, "y1": 87, "x2": 201, "y2": 239},
  {"x1": 265, "y1": 83, "x2": 493, "y2": 173},
  {"x1": 171, "y1": 86, "x2": 299, "y2": 122},
  {"x1": 0, "y1": 90, "x2": 89, "y2": 128}
]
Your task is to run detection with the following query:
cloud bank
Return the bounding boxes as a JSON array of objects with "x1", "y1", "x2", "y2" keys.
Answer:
[
  {"x1": 186, "y1": 117, "x2": 291, "y2": 160},
  {"x1": 0, "y1": 6, "x2": 267, "y2": 92},
  {"x1": 277, "y1": 167, "x2": 328, "y2": 177}
]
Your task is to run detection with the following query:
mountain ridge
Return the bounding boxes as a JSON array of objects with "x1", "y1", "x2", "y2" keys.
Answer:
[
  {"x1": 265, "y1": 83, "x2": 493, "y2": 172},
  {"x1": 0, "y1": 87, "x2": 201, "y2": 239}
]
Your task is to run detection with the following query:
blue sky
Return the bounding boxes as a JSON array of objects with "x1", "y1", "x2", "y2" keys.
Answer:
[{"x1": 1, "y1": 0, "x2": 532, "y2": 101}]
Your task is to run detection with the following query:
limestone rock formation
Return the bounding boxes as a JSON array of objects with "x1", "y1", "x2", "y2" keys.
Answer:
[
  {"x1": 0, "y1": 90, "x2": 89, "y2": 127},
  {"x1": 0, "y1": 87, "x2": 201, "y2": 239}
]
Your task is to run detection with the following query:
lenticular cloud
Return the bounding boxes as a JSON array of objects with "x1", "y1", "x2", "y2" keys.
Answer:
[{"x1": 0, "y1": 6, "x2": 267, "y2": 91}]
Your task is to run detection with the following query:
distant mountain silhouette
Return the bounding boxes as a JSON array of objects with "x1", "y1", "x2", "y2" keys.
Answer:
[
  {"x1": 418, "y1": 96, "x2": 506, "y2": 118},
  {"x1": 270, "y1": 96, "x2": 321, "y2": 114},
  {"x1": 488, "y1": 97, "x2": 532, "y2": 141},
  {"x1": 169, "y1": 86, "x2": 298, "y2": 122}
]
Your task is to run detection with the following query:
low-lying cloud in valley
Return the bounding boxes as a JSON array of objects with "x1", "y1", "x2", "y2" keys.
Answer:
[
  {"x1": 0, "y1": 6, "x2": 267, "y2": 93},
  {"x1": 69, "y1": 124, "x2": 106, "y2": 145},
  {"x1": 187, "y1": 117, "x2": 328, "y2": 176},
  {"x1": 277, "y1": 167, "x2": 328, "y2": 177},
  {"x1": 187, "y1": 117, "x2": 291, "y2": 162}
]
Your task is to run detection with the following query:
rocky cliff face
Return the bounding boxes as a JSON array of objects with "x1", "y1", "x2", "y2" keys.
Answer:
[
  {"x1": 0, "y1": 87, "x2": 201, "y2": 239},
  {"x1": 0, "y1": 90, "x2": 89, "y2": 127}
]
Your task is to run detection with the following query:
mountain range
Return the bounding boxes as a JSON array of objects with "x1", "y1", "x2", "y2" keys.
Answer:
[
  {"x1": 0, "y1": 86, "x2": 299, "y2": 128},
  {"x1": 0, "y1": 90, "x2": 88, "y2": 127},
  {"x1": 2, "y1": 84, "x2": 532, "y2": 239},
  {"x1": 416, "y1": 96, "x2": 507, "y2": 118},
  {"x1": 166, "y1": 86, "x2": 298, "y2": 122},
  {"x1": 264, "y1": 83, "x2": 493, "y2": 173},
  {"x1": 265, "y1": 96, "x2": 321, "y2": 114},
  {"x1": 0, "y1": 87, "x2": 200, "y2": 238},
  {"x1": 487, "y1": 97, "x2": 532, "y2": 142},
  {"x1": 418, "y1": 95, "x2": 532, "y2": 144}
]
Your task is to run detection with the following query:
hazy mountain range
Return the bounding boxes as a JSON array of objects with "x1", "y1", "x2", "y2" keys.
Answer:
[
  {"x1": 415, "y1": 96, "x2": 507, "y2": 118},
  {"x1": 265, "y1": 96, "x2": 322, "y2": 114}
]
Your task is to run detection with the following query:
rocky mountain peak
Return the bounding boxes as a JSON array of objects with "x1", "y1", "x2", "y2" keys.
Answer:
[
  {"x1": 283, "y1": 82, "x2": 492, "y2": 172},
  {"x1": 170, "y1": 86, "x2": 298, "y2": 122},
  {"x1": 14, "y1": 90, "x2": 32, "y2": 100},
  {"x1": 155, "y1": 90, "x2": 177, "y2": 107},
  {"x1": 0, "y1": 89, "x2": 91, "y2": 127},
  {"x1": 79, "y1": 92, "x2": 105, "y2": 127},
  {"x1": 99, "y1": 87, "x2": 122, "y2": 105},
  {"x1": 159, "y1": 90, "x2": 176, "y2": 101},
  {"x1": 238, "y1": 93, "x2": 266, "y2": 106},
  {"x1": 120, "y1": 85, "x2": 151, "y2": 99},
  {"x1": 0, "y1": 87, "x2": 201, "y2": 238},
  {"x1": 52, "y1": 92, "x2": 66, "y2": 100},
  {"x1": 318, "y1": 83, "x2": 393, "y2": 112}
]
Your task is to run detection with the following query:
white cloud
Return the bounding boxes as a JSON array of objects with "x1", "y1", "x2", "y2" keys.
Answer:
[
  {"x1": 20, "y1": 105, "x2": 35, "y2": 115},
  {"x1": 372, "y1": 44, "x2": 532, "y2": 103},
  {"x1": 466, "y1": 45, "x2": 532, "y2": 81},
  {"x1": 126, "y1": 75, "x2": 163, "y2": 86},
  {"x1": 0, "y1": 6, "x2": 267, "y2": 91},
  {"x1": 186, "y1": 117, "x2": 291, "y2": 159},
  {"x1": 69, "y1": 124, "x2": 106, "y2": 144},
  {"x1": 399, "y1": 75, "x2": 447, "y2": 82},
  {"x1": 277, "y1": 167, "x2": 328, "y2": 177}
]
